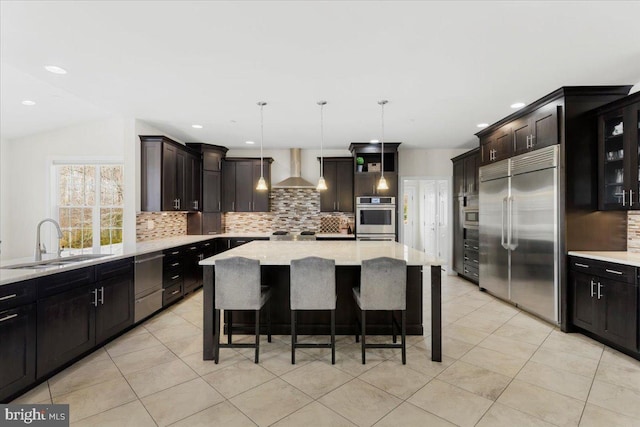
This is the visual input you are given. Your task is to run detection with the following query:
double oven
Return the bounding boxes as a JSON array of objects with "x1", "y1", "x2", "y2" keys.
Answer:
[{"x1": 355, "y1": 196, "x2": 396, "y2": 241}]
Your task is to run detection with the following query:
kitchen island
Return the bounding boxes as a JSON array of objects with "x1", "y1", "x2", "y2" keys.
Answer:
[{"x1": 200, "y1": 240, "x2": 443, "y2": 362}]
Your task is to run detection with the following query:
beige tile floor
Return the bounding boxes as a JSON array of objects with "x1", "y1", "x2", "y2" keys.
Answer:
[{"x1": 13, "y1": 273, "x2": 640, "y2": 426}]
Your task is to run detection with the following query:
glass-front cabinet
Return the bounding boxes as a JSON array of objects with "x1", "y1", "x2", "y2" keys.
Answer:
[{"x1": 598, "y1": 92, "x2": 640, "y2": 210}]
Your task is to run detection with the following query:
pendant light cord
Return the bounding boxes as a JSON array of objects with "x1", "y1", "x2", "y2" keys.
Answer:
[
  {"x1": 320, "y1": 101, "x2": 325, "y2": 177},
  {"x1": 259, "y1": 102, "x2": 265, "y2": 178},
  {"x1": 379, "y1": 100, "x2": 387, "y2": 179}
]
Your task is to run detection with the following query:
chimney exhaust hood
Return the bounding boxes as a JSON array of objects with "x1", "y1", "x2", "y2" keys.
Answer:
[{"x1": 273, "y1": 148, "x2": 316, "y2": 188}]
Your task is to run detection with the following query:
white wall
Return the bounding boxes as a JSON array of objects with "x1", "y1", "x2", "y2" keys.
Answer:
[
  {"x1": 0, "y1": 138, "x2": 9, "y2": 257},
  {"x1": 1, "y1": 117, "x2": 126, "y2": 260},
  {"x1": 398, "y1": 148, "x2": 470, "y2": 178}
]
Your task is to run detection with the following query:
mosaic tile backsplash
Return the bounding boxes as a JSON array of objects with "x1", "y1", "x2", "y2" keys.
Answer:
[
  {"x1": 628, "y1": 211, "x2": 640, "y2": 252},
  {"x1": 136, "y1": 212, "x2": 187, "y2": 241},
  {"x1": 224, "y1": 188, "x2": 354, "y2": 233}
]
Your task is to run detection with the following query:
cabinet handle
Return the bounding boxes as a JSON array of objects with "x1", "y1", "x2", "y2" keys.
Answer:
[
  {"x1": 590, "y1": 279, "x2": 595, "y2": 297},
  {"x1": 574, "y1": 263, "x2": 589, "y2": 268},
  {"x1": 473, "y1": 259, "x2": 478, "y2": 264},
  {"x1": 630, "y1": 190, "x2": 634, "y2": 206},
  {"x1": 171, "y1": 275, "x2": 180, "y2": 280},
  {"x1": 622, "y1": 190, "x2": 626, "y2": 207},
  {"x1": 526, "y1": 135, "x2": 530, "y2": 149},
  {"x1": 464, "y1": 244, "x2": 469, "y2": 249},
  {"x1": 252, "y1": 202, "x2": 255, "y2": 211},
  {"x1": 135, "y1": 254, "x2": 165, "y2": 263},
  {"x1": 232, "y1": 201, "x2": 235, "y2": 211},
  {"x1": 204, "y1": 243, "x2": 210, "y2": 247},
  {"x1": 171, "y1": 262, "x2": 180, "y2": 267},
  {"x1": 333, "y1": 202, "x2": 336, "y2": 211},
  {"x1": 171, "y1": 251, "x2": 180, "y2": 255},
  {"x1": 91, "y1": 289, "x2": 98, "y2": 307},
  {"x1": 99, "y1": 286, "x2": 105, "y2": 305},
  {"x1": 218, "y1": 201, "x2": 221, "y2": 211},
  {"x1": 597, "y1": 282, "x2": 602, "y2": 299},
  {"x1": 189, "y1": 246, "x2": 197, "y2": 250},
  {"x1": 0, "y1": 293, "x2": 17, "y2": 301},
  {"x1": 337, "y1": 201, "x2": 340, "y2": 211},
  {"x1": 473, "y1": 273, "x2": 479, "y2": 277},
  {"x1": 0, "y1": 313, "x2": 18, "y2": 322},
  {"x1": 605, "y1": 269, "x2": 623, "y2": 275},
  {"x1": 473, "y1": 246, "x2": 479, "y2": 250},
  {"x1": 464, "y1": 256, "x2": 469, "y2": 261},
  {"x1": 171, "y1": 289, "x2": 180, "y2": 295},
  {"x1": 530, "y1": 134, "x2": 535, "y2": 147}
]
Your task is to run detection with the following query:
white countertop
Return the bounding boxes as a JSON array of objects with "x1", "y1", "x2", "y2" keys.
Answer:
[
  {"x1": 568, "y1": 251, "x2": 640, "y2": 268},
  {"x1": 0, "y1": 235, "x2": 225, "y2": 286},
  {"x1": 200, "y1": 240, "x2": 443, "y2": 266},
  {"x1": 316, "y1": 233, "x2": 356, "y2": 239}
]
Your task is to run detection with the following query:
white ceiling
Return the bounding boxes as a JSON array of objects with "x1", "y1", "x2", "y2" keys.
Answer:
[{"x1": 2, "y1": 1, "x2": 639, "y2": 149}]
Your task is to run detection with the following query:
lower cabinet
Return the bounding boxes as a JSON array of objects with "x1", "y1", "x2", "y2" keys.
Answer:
[
  {"x1": 0, "y1": 303, "x2": 36, "y2": 400},
  {"x1": 37, "y1": 284, "x2": 96, "y2": 378},
  {"x1": 570, "y1": 257, "x2": 638, "y2": 353},
  {"x1": 95, "y1": 273, "x2": 134, "y2": 344}
]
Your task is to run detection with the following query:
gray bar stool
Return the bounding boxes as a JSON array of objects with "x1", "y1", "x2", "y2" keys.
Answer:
[
  {"x1": 353, "y1": 257, "x2": 407, "y2": 364},
  {"x1": 214, "y1": 256, "x2": 271, "y2": 364},
  {"x1": 290, "y1": 256, "x2": 337, "y2": 364}
]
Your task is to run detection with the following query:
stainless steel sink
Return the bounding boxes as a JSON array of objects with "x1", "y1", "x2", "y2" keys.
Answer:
[{"x1": 4, "y1": 254, "x2": 111, "y2": 270}]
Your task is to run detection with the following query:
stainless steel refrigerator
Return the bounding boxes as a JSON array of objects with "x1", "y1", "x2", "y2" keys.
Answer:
[{"x1": 479, "y1": 144, "x2": 559, "y2": 324}]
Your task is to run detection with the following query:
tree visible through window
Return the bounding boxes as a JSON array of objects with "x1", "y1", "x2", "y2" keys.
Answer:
[{"x1": 56, "y1": 164, "x2": 123, "y2": 253}]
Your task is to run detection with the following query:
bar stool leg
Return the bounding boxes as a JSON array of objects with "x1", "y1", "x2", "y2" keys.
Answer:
[
  {"x1": 255, "y1": 309, "x2": 260, "y2": 363},
  {"x1": 291, "y1": 310, "x2": 296, "y2": 364},
  {"x1": 401, "y1": 310, "x2": 407, "y2": 365},
  {"x1": 355, "y1": 309, "x2": 360, "y2": 343},
  {"x1": 392, "y1": 311, "x2": 397, "y2": 344},
  {"x1": 361, "y1": 309, "x2": 366, "y2": 365},
  {"x1": 214, "y1": 309, "x2": 220, "y2": 364},
  {"x1": 267, "y1": 298, "x2": 272, "y2": 343},
  {"x1": 331, "y1": 309, "x2": 336, "y2": 365},
  {"x1": 228, "y1": 311, "x2": 233, "y2": 345}
]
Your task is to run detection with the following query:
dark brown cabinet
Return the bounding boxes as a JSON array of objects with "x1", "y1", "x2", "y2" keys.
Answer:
[
  {"x1": 597, "y1": 93, "x2": 640, "y2": 210},
  {"x1": 37, "y1": 283, "x2": 96, "y2": 378},
  {"x1": 0, "y1": 280, "x2": 36, "y2": 402},
  {"x1": 452, "y1": 148, "x2": 480, "y2": 284},
  {"x1": 203, "y1": 170, "x2": 221, "y2": 212},
  {"x1": 570, "y1": 257, "x2": 638, "y2": 354},
  {"x1": 350, "y1": 142, "x2": 400, "y2": 198},
  {"x1": 95, "y1": 259, "x2": 134, "y2": 345},
  {"x1": 319, "y1": 157, "x2": 354, "y2": 212},
  {"x1": 141, "y1": 135, "x2": 200, "y2": 212},
  {"x1": 222, "y1": 158, "x2": 272, "y2": 212},
  {"x1": 481, "y1": 125, "x2": 512, "y2": 165},
  {"x1": 36, "y1": 260, "x2": 134, "y2": 379},
  {"x1": 512, "y1": 101, "x2": 560, "y2": 155}
]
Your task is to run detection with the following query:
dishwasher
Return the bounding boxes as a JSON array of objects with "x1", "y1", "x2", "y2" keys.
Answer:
[{"x1": 134, "y1": 251, "x2": 164, "y2": 323}]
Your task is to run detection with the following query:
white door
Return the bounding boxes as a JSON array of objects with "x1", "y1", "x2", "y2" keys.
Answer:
[
  {"x1": 423, "y1": 181, "x2": 437, "y2": 259},
  {"x1": 436, "y1": 180, "x2": 449, "y2": 262}
]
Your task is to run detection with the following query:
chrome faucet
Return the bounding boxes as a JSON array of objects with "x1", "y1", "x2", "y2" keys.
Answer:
[{"x1": 35, "y1": 218, "x2": 64, "y2": 261}]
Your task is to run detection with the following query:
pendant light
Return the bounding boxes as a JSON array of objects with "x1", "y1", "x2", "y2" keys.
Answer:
[
  {"x1": 316, "y1": 100, "x2": 328, "y2": 191},
  {"x1": 377, "y1": 100, "x2": 389, "y2": 190},
  {"x1": 256, "y1": 101, "x2": 268, "y2": 191}
]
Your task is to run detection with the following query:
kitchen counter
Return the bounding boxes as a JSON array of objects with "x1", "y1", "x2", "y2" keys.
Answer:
[
  {"x1": 568, "y1": 251, "x2": 640, "y2": 268},
  {"x1": 316, "y1": 233, "x2": 356, "y2": 239},
  {"x1": 0, "y1": 234, "x2": 264, "y2": 286},
  {"x1": 201, "y1": 240, "x2": 441, "y2": 266}
]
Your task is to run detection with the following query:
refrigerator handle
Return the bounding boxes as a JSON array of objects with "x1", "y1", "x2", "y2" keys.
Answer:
[
  {"x1": 501, "y1": 196, "x2": 508, "y2": 249},
  {"x1": 508, "y1": 196, "x2": 517, "y2": 250}
]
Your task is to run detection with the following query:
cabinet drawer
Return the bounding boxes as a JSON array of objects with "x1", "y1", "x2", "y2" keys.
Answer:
[
  {"x1": 569, "y1": 257, "x2": 637, "y2": 285},
  {"x1": 463, "y1": 263, "x2": 479, "y2": 280},
  {"x1": 164, "y1": 271, "x2": 183, "y2": 287},
  {"x1": 464, "y1": 250, "x2": 479, "y2": 266},
  {"x1": 465, "y1": 228, "x2": 479, "y2": 241},
  {"x1": 163, "y1": 282, "x2": 183, "y2": 305},
  {"x1": 38, "y1": 266, "x2": 96, "y2": 298},
  {"x1": 0, "y1": 279, "x2": 37, "y2": 311},
  {"x1": 463, "y1": 239, "x2": 479, "y2": 251},
  {"x1": 96, "y1": 258, "x2": 133, "y2": 281},
  {"x1": 164, "y1": 256, "x2": 183, "y2": 271}
]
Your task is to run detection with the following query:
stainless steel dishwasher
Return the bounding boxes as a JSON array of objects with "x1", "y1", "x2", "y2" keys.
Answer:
[{"x1": 134, "y1": 251, "x2": 164, "y2": 323}]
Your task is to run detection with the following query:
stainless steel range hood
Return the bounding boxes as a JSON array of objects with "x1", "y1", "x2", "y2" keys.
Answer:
[{"x1": 273, "y1": 148, "x2": 316, "y2": 188}]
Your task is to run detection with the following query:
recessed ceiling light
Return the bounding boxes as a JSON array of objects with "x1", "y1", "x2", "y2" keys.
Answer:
[
  {"x1": 21, "y1": 100, "x2": 36, "y2": 106},
  {"x1": 510, "y1": 102, "x2": 526, "y2": 109},
  {"x1": 191, "y1": 124, "x2": 203, "y2": 129},
  {"x1": 245, "y1": 141, "x2": 255, "y2": 145},
  {"x1": 476, "y1": 123, "x2": 489, "y2": 128},
  {"x1": 44, "y1": 65, "x2": 67, "y2": 74},
  {"x1": 370, "y1": 139, "x2": 379, "y2": 143}
]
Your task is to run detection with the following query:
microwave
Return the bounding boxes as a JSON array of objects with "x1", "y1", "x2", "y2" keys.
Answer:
[{"x1": 463, "y1": 208, "x2": 479, "y2": 229}]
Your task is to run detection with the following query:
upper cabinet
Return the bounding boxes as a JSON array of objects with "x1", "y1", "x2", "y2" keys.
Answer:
[
  {"x1": 186, "y1": 143, "x2": 228, "y2": 214},
  {"x1": 452, "y1": 148, "x2": 479, "y2": 197},
  {"x1": 597, "y1": 92, "x2": 640, "y2": 210},
  {"x1": 318, "y1": 157, "x2": 354, "y2": 212},
  {"x1": 222, "y1": 158, "x2": 272, "y2": 212},
  {"x1": 140, "y1": 135, "x2": 200, "y2": 212},
  {"x1": 349, "y1": 142, "x2": 400, "y2": 197}
]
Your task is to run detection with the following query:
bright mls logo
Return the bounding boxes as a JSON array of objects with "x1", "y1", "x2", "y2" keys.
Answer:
[{"x1": 1, "y1": 405, "x2": 69, "y2": 426}]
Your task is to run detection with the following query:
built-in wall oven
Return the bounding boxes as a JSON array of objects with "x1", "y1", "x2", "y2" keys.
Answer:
[
  {"x1": 463, "y1": 207, "x2": 479, "y2": 229},
  {"x1": 356, "y1": 196, "x2": 396, "y2": 240}
]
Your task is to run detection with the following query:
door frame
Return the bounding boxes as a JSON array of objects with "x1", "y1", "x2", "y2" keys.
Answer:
[{"x1": 399, "y1": 175, "x2": 452, "y2": 272}]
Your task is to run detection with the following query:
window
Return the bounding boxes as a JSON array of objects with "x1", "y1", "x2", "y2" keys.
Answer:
[{"x1": 55, "y1": 164, "x2": 123, "y2": 254}]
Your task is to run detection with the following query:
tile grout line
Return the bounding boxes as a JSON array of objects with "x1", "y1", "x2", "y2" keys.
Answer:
[{"x1": 577, "y1": 347, "x2": 605, "y2": 426}]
